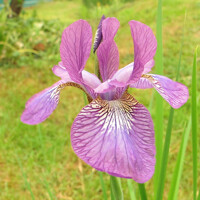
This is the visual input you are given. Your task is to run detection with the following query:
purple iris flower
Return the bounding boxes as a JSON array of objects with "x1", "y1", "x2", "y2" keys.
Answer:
[{"x1": 21, "y1": 17, "x2": 189, "y2": 183}]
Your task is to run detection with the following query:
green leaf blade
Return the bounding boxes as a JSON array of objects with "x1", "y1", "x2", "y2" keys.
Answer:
[
  {"x1": 168, "y1": 118, "x2": 191, "y2": 200},
  {"x1": 98, "y1": 171, "x2": 108, "y2": 200},
  {"x1": 156, "y1": 108, "x2": 174, "y2": 200},
  {"x1": 138, "y1": 184, "x2": 148, "y2": 200},
  {"x1": 127, "y1": 180, "x2": 137, "y2": 200},
  {"x1": 192, "y1": 47, "x2": 198, "y2": 200},
  {"x1": 110, "y1": 176, "x2": 124, "y2": 200}
]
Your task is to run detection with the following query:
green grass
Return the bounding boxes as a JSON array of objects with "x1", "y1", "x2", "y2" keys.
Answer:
[{"x1": 0, "y1": 0, "x2": 199, "y2": 199}]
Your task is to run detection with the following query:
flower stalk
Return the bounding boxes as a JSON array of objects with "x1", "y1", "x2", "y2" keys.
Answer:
[{"x1": 110, "y1": 176, "x2": 124, "y2": 200}]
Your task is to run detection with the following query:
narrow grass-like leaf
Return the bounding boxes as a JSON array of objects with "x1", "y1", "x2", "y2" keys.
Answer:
[
  {"x1": 138, "y1": 184, "x2": 147, "y2": 200},
  {"x1": 98, "y1": 171, "x2": 108, "y2": 200},
  {"x1": 154, "y1": 0, "x2": 163, "y2": 193},
  {"x1": 110, "y1": 176, "x2": 124, "y2": 200},
  {"x1": 16, "y1": 156, "x2": 35, "y2": 200},
  {"x1": 168, "y1": 117, "x2": 191, "y2": 200},
  {"x1": 127, "y1": 180, "x2": 137, "y2": 200},
  {"x1": 192, "y1": 47, "x2": 198, "y2": 200},
  {"x1": 111, "y1": 186, "x2": 115, "y2": 200},
  {"x1": 167, "y1": 13, "x2": 188, "y2": 200},
  {"x1": 156, "y1": 11, "x2": 187, "y2": 200},
  {"x1": 156, "y1": 108, "x2": 174, "y2": 200}
]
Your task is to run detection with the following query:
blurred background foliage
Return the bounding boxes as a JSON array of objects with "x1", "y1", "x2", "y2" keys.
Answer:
[{"x1": 0, "y1": 0, "x2": 199, "y2": 199}]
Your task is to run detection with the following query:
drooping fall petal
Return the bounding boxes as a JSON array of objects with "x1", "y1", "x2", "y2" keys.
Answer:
[
  {"x1": 71, "y1": 93, "x2": 155, "y2": 183},
  {"x1": 130, "y1": 74, "x2": 189, "y2": 109},
  {"x1": 21, "y1": 80, "x2": 66, "y2": 125},
  {"x1": 60, "y1": 20, "x2": 92, "y2": 83}
]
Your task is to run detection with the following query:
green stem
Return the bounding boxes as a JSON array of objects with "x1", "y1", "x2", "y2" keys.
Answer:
[
  {"x1": 138, "y1": 184, "x2": 147, "y2": 200},
  {"x1": 168, "y1": 117, "x2": 191, "y2": 200},
  {"x1": 111, "y1": 186, "x2": 115, "y2": 200},
  {"x1": 127, "y1": 180, "x2": 137, "y2": 200},
  {"x1": 110, "y1": 176, "x2": 124, "y2": 200},
  {"x1": 156, "y1": 108, "x2": 174, "y2": 200},
  {"x1": 192, "y1": 47, "x2": 198, "y2": 200},
  {"x1": 98, "y1": 171, "x2": 108, "y2": 200}
]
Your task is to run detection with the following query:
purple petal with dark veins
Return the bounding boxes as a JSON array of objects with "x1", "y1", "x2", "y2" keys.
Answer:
[
  {"x1": 128, "y1": 20, "x2": 157, "y2": 83},
  {"x1": 93, "y1": 15, "x2": 106, "y2": 53},
  {"x1": 97, "y1": 40, "x2": 119, "y2": 81},
  {"x1": 21, "y1": 80, "x2": 66, "y2": 125},
  {"x1": 102, "y1": 17, "x2": 120, "y2": 40},
  {"x1": 130, "y1": 74, "x2": 189, "y2": 108},
  {"x1": 60, "y1": 20, "x2": 92, "y2": 83},
  {"x1": 71, "y1": 93, "x2": 155, "y2": 183}
]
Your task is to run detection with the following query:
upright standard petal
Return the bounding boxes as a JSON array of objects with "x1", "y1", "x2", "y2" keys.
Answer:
[
  {"x1": 102, "y1": 17, "x2": 120, "y2": 41},
  {"x1": 21, "y1": 80, "x2": 93, "y2": 125},
  {"x1": 129, "y1": 20, "x2": 157, "y2": 83},
  {"x1": 60, "y1": 20, "x2": 92, "y2": 83},
  {"x1": 71, "y1": 93, "x2": 155, "y2": 183},
  {"x1": 97, "y1": 40, "x2": 119, "y2": 81},
  {"x1": 21, "y1": 80, "x2": 66, "y2": 125},
  {"x1": 130, "y1": 74, "x2": 189, "y2": 109}
]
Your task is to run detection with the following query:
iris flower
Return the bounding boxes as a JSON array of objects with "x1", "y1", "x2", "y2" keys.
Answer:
[{"x1": 21, "y1": 17, "x2": 188, "y2": 183}]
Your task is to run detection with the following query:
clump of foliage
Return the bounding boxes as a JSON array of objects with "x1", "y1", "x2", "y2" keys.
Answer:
[{"x1": 0, "y1": 9, "x2": 63, "y2": 68}]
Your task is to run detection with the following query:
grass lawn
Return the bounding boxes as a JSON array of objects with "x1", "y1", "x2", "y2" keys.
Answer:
[{"x1": 0, "y1": 0, "x2": 199, "y2": 199}]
